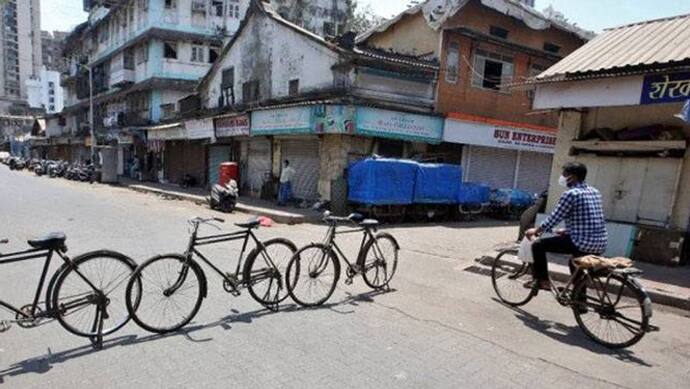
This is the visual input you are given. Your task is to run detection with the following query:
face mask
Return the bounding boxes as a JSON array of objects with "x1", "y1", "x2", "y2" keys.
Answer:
[{"x1": 558, "y1": 175, "x2": 569, "y2": 188}]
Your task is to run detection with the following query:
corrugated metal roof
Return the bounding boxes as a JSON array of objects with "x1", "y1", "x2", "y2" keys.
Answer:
[{"x1": 539, "y1": 13, "x2": 690, "y2": 80}]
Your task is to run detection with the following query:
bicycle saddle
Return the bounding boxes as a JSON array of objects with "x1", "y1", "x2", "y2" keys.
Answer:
[
  {"x1": 27, "y1": 232, "x2": 66, "y2": 250},
  {"x1": 235, "y1": 219, "x2": 260, "y2": 229},
  {"x1": 359, "y1": 219, "x2": 379, "y2": 227}
]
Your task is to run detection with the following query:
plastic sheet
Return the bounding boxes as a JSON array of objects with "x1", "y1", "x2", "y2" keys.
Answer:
[
  {"x1": 413, "y1": 163, "x2": 463, "y2": 204},
  {"x1": 457, "y1": 182, "x2": 491, "y2": 204},
  {"x1": 348, "y1": 158, "x2": 418, "y2": 205},
  {"x1": 491, "y1": 188, "x2": 535, "y2": 208}
]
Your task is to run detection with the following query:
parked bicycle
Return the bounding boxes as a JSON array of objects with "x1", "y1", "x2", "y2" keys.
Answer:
[
  {"x1": 125, "y1": 217, "x2": 297, "y2": 334},
  {"x1": 490, "y1": 248, "x2": 655, "y2": 348},
  {"x1": 0, "y1": 234, "x2": 139, "y2": 348},
  {"x1": 286, "y1": 211, "x2": 399, "y2": 307}
]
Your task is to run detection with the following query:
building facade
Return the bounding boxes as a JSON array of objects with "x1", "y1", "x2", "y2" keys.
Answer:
[
  {"x1": 359, "y1": 0, "x2": 590, "y2": 194},
  {"x1": 26, "y1": 66, "x2": 65, "y2": 114},
  {"x1": 0, "y1": 0, "x2": 42, "y2": 113},
  {"x1": 42, "y1": 30, "x2": 69, "y2": 73}
]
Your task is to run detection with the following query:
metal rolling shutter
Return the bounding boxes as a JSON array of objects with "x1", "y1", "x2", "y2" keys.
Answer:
[
  {"x1": 246, "y1": 138, "x2": 272, "y2": 196},
  {"x1": 515, "y1": 151, "x2": 553, "y2": 193},
  {"x1": 281, "y1": 139, "x2": 320, "y2": 200},
  {"x1": 466, "y1": 145, "x2": 518, "y2": 189},
  {"x1": 208, "y1": 145, "x2": 233, "y2": 185}
]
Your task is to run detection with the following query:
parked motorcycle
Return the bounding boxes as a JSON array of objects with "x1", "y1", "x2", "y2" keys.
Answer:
[
  {"x1": 48, "y1": 161, "x2": 68, "y2": 178},
  {"x1": 208, "y1": 179, "x2": 239, "y2": 213}
]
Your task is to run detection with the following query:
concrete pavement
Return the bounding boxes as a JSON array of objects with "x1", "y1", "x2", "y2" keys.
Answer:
[{"x1": 0, "y1": 166, "x2": 689, "y2": 388}]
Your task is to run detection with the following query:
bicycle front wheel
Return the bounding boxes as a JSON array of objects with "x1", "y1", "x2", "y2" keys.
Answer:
[
  {"x1": 286, "y1": 244, "x2": 340, "y2": 307},
  {"x1": 573, "y1": 273, "x2": 649, "y2": 348},
  {"x1": 243, "y1": 238, "x2": 297, "y2": 308},
  {"x1": 491, "y1": 249, "x2": 536, "y2": 307},
  {"x1": 52, "y1": 250, "x2": 137, "y2": 338},
  {"x1": 360, "y1": 233, "x2": 399, "y2": 289},
  {"x1": 126, "y1": 254, "x2": 205, "y2": 334}
]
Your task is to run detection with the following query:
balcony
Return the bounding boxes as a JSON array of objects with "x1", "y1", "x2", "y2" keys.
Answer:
[{"x1": 109, "y1": 68, "x2": 135, "y2": 88}]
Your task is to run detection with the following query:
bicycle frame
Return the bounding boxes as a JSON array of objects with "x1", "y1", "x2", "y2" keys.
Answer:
[
  {"x1": 0, "y1": 246, "x2": 101, "y2": 321},
  {"x1": 322, "y1": 222, "x2": 377, "y2": 271}
]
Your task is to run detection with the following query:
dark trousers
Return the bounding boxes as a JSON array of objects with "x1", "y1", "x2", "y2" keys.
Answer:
[{"x1": 531, "y1": 235, "x2": 586, "y2": 281}]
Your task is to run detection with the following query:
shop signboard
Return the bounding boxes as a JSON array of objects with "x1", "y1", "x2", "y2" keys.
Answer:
[
  {"x1": 313, "y1": 105, "x2": 356, "y2": 134},
  {"x1": 640, "y1": 72, "x2": 690, "y2": 105},
  {"x1": 147, "y1": 124, "x2": 186, "y2": 140},
  {"x1": 215, "y1": 114, "x2": 250, "y2": 137},
  {"x1": 355, "y1": 107, "x2": 443, "y2": 143},
  {"x1": 251, "y1": 106, "x2": 313, "y2": 135},
  {"x1": 185, "y1": 118, "x2": 214, "y2": 140},
  {"x1": 444, "y1": 118, "x2": 556, "y2": 154}
]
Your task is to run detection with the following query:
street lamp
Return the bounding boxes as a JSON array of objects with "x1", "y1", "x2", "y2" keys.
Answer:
[{"x1": 77, "y1": 63, "x2": 96, "y2": 167}]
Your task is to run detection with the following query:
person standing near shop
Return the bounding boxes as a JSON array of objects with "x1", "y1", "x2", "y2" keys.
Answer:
[{"x1": 278, "y1": 159, "x2": 296, "y2": 206}]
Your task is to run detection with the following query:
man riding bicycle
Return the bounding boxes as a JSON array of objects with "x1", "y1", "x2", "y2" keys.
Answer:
[{"x1": 524, "y1": 162, "x2": 608, "y2": 290}]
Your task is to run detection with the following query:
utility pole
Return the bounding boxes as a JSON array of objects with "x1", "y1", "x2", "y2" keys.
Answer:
[{"x1": 80, "y1": 63, "x2": 96, "y2": 167}]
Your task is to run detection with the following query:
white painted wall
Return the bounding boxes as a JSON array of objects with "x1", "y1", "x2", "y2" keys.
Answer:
[
  {"x1": 533, "y1": 75, "x2": 644, "y2": 109},
  {"x1": 26, "y1": 67, "x2": 65, "y2": 113},
  {"x1": 201, "y1": 13, "x2": 339, "y2": 109}
]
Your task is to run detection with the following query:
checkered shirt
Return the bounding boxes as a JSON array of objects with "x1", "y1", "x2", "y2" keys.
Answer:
[{"x1": 540, "y1": 182, "x2": 608, "y2": 254}]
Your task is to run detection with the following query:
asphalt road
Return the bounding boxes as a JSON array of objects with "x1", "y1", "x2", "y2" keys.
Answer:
[{"x1": 1, "y1": 167, "x2": 689, "y2": 388}]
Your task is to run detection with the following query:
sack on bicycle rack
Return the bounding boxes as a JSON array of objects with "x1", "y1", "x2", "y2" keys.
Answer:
[
  {"x1": 573, "y1": 255, "x2": 633, "y2": 271},
  {"x1": 517, "y1": 238, "x2": 534, "y2": 264}
]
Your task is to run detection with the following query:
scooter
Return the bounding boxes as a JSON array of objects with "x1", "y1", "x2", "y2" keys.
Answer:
[{"x1": 208, "y1": 179, "x2": 239, "y2": 213}]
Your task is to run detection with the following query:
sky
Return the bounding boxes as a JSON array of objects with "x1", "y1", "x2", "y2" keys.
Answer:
[{"x1": 42, "y1": 0, "x2": 690, "y2": 34}]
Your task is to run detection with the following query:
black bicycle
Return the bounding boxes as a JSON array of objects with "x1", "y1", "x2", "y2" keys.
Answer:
[
  {"x1": 0, "y1": 234, "x2": 139, "y2": 348},
  {"x1": 125, "y1": 217, "x2": 297, "y2": 334},
  {"x1": 491, "y1": 248, "x2": 654, "y2": 348},
  {"x1": 286, "y1": 212, "x2": 399, "y2": 307}
]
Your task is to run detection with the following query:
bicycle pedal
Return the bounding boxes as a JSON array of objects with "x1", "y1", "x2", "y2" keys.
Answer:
[
  {"x1": 230, "y1": 289, "x2": 241, "y2": 297},
  {"x1": 344, "y1": 278, "x2": 353, "y2": 285},
  {"x1": 0, "y1": 320, "x2": 11, "y2": 333}
]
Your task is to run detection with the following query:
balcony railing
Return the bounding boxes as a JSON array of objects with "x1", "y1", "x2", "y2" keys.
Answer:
[{"x1": 109, "y1": 68, "x2": 135, "y2": 88}]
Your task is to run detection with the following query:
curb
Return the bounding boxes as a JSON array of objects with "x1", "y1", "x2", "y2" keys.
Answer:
[
  {"x1": 126, "y1": 184, "x2": 306, "y2": 225},
  {"x1": 478, "y1": 254, "x2": 690, "y2": 312}
]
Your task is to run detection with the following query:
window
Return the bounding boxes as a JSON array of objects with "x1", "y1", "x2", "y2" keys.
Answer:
[
  {"x1": 136, "y1": 43, "x2": 148, "y2": 64},
  {"x1": 219, "y1": 67, "x2": 235, "y2": 106},
  {"x1": 49, "y1": 97, "x2": 55, "y2": 103},
  {"x1": 209, "y1": 47, "x2": 220, "y2": 63},
  {"x1": 471, "y1": 50, "x2": 514, "y2": 91},
  {"x1": 161, "y1": 103, "x2": 176, "y2": 119},
  {"x1": 49, "y1": 105, "x2": 55, "y2": 111},
  {"x1": 124, "y1": 48, "x2": 135, "y2": 70},
  {"x1": 289, "y1": 79, "x2": 299, "y2": 96},
  {"x1": 212, "y1": 0, "x2": 223, "y2": 16},
  {"x1": 323, "y1": 22, "x2": 334, "y2": 36},
  {"x1": 489, "y1": 26, "x2": 509, "y2": 39},
  {"x1": 48, "y1": 81, "x2": 54, "y2": 88},
  {"x1": 445, "y1": 41, "x2": 459, "y2": 83},
  {"x1": 49, "y1": 89, "x2": 55, "y2": 95},
  {"x1": 228, "y1": 1, "x2": 240, "y2": 18},
  {"x1": 543, "y1": 42, "x2": 561, "y2": 54},
  {"x1": 165, "y1": 0, "x2": 176, "y2": 9},
  {"x1": 191, "y1": 44, "x2": 205, "y2": 62},
  {"x1": 242, "y1": 80, "x2": 260, "y2": 103},
  {"x1": 164, "y1": 42, "x2": 177, "y2": 59}
]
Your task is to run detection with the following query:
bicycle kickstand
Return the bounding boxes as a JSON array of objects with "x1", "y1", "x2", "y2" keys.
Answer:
[{"x1": 89, "y1": 304, "x2": 105, "y2": 350}]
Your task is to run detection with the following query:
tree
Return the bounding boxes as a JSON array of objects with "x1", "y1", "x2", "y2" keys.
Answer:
[{"x1": 346, "y1": 0, "x2": 387, "y2": 34}]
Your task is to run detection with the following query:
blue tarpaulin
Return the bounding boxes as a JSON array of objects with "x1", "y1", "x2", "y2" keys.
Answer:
[
  {"x1": 413, "y1": 163, "x2": 462, "y2": 204},
  {"x1": 490, "y1": 188, "x2": 535, "y2": 208},
  {"x1": 348, "y1": 158, "x2": 418, "y2": 205},
  {"x1": 457, "y1": 183, "x2": 491, "y2": 205}
]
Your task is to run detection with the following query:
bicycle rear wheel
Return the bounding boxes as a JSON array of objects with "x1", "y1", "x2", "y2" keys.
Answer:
[
  {"x1": 286, "y1": 244, "x2": 340, "y2": 307},
  {"x1": 573, "y1": 273, "x2": 649, "y2": 348},
  {"x1": 360, "y1": 233, "x2": 399, "y2": 289},
  {"x1": 126, "y1": 254, "x2": 205, "y2": 334},
  {"x1": 243, "y1": 238, "x2": 297, "y2": 308},
  {"x1": 491, "y1": 249, "x2": 536, "y2": 306},
  {"x1": 52, "y1": 250, "x2": 138, "y2": 338}
]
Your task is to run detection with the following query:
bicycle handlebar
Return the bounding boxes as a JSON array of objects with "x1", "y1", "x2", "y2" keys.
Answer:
[
  {"x1": 0, "y1": 239, "x2": 8, "y2": 244},
  {"x1": 190, "y1": 217, "x2": 225, "y2": 224}
]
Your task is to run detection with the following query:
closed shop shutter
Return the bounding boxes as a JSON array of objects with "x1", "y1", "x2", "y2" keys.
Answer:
[
  {"x1": 164, "y1": 141, "x2": 206, "y2": 186},
  {"x1": 515, "y1": 151, "x2": 553, "y2": 193},
  {"x1": 466, "y1": 145, "x2": 517, "y2": 189},
  {"x1": 281, "y1": 138, "x2": 320, "y2": 200},
  {"x1": 246, "y1": 138, "x2": 272, "y2": 196},
  {"x1": 208, "y1": 145, "x2": 233, "y2": 185}
]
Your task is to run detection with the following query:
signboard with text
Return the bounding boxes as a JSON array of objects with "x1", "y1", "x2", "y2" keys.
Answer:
[
  {"x1": 185, "y1": 118, "x2": 214, "y2": 140},
  {"x1": 355, "y1": 107, "x2": 443, "y2": 143},
  {"x1": 214, "y1": 114, "x2": 250, "y2": 137},
  {"x1": 444, "y1": 118, "x2": 556, "y2": 154},
  {"x1": 640, "y1": 72, "x2": 690, "y2": 105},
  {"x1": 251, "y1": 107, "x2": 313, "y2": 135}
]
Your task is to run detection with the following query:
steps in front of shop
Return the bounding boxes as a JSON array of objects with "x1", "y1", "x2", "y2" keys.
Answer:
[{"x1": 126, "y1": 183, "x2": 307, "y2": 225}]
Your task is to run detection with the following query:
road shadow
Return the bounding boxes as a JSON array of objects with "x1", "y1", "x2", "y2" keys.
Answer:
[
  {"x1": 0, "y1": 288, "x2": 392, "y2": 383},
  {"x1": 491, "y1": 298, "x2": 652, "y2": 367}
]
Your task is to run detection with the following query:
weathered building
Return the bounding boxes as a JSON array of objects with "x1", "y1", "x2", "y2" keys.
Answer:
[
  {"x1": 191, "y1": 0, "x2": 439, "y2": 202},
  {"x1": 267, "y1": 0, "x2": 350, "y2": 37},
  {"x1": 359, "y1": 0, "x2": 590, "y2": 194},
  {"x1": 533, "y1": 14, "x2": 690, "y2": 265}
]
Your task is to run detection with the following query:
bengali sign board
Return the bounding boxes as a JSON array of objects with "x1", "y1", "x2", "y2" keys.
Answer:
[
  {"x1": 214, "y1": 114, "x2": 250, "y2": 137},
  {"x1": 355, "y1": 107, "x2": 443, "y2": 143},
  {"x1": 444, "y1": 118, "x2": 556, "y2": 154},
  {"x1": 640, "y1": 72, "x2": 690, "y2": 105}
]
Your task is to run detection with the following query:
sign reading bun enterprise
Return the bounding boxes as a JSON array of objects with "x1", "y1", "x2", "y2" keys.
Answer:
[
  {"x1": 444, "y1": 116, "x2": 556, "y2": 154},
  {"x1": 356, "y1": 107, "x2": 443, "y2": 143}
]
